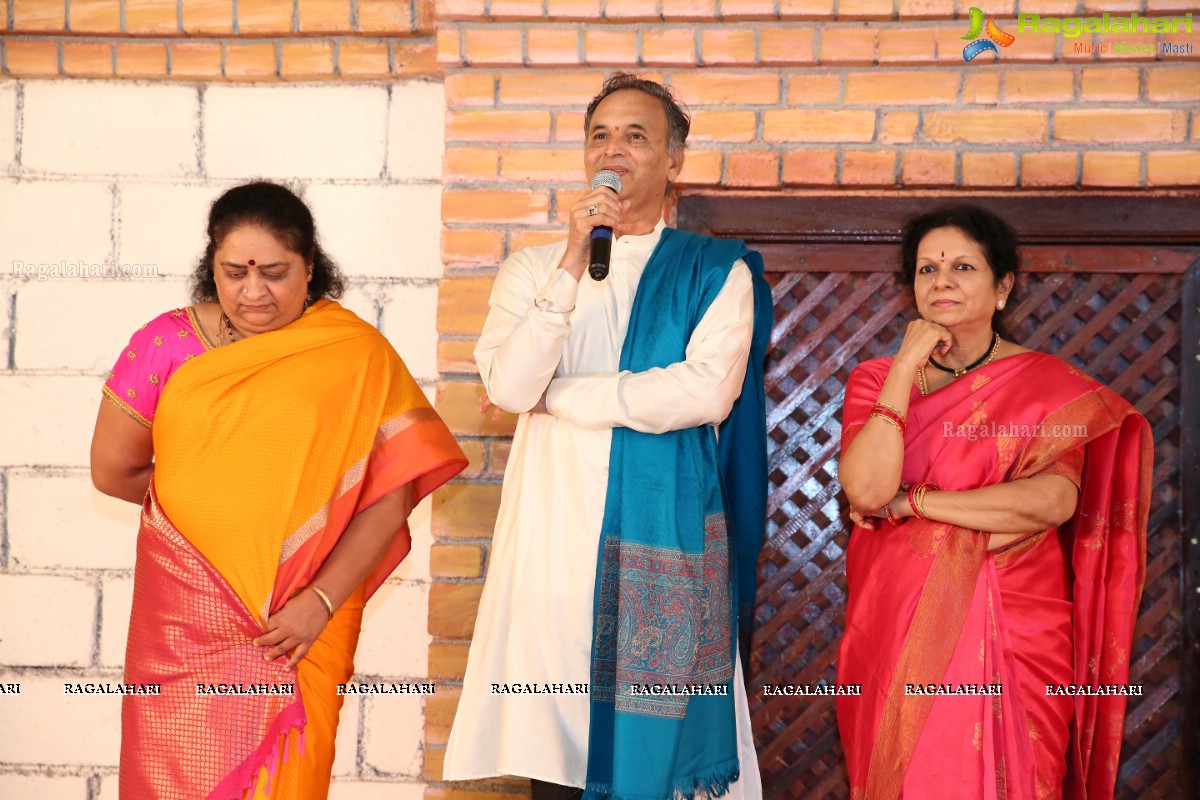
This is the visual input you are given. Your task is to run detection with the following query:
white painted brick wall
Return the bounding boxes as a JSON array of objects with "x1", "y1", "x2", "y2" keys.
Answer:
[
  {"x1": 205, "y1": 86, "x2": 388, "y2": 180},
  {"x1": 361, "y1": 694, "x2": 423, "y2": 775},
  {"x1": 387, "y1": 82, "x2": 445, "y2": 182},
  {"x1": 391, "y1": 495, "x2": 432, "y2": 582},
  {"x1": 379, "y1": 283, "x2": 439, "y2": 382},
  {"x1": 22, "y1": 82, "x2": 200, "y2": 177},
  {"x1": 0, "y1": 277, "x2": 13, "y2": 366},
  {"x1": 98, "y1": 574, "x2": 134, "y2": 669},
  {"x1": 13, "y1": 277, "x2": 189, "y2": 372},
  {"x1": 94, "y1": 775, "x2": 119, "y2": 799},
  {"x1": 329, "y1": 781, "x2": 424, "y2": 800},
  {"x1": 8, "y1": 471, "x2": 138, "y2": 571},
  {"x1": 0, "y1": 774, "x2": 91, "y2": 800},
  {"x1": 337, "y1": 281, "x2": 380, "y2": 326},
  {"x1": 0, "y1": 83, "x2": 16, "y2": 172},
  {"x1": 117, "y1": 181, "x2": 224, "y2": 276},
  {"x1": 305, "y1": 183, "x2": 443, "y2": 279},
  {"x1": 0, "y1": 675, "x2": 122, "y2": 765},
  {"x1": 0, "y1": 574, "x2": 96, "y2": 667},
  {"x1": 1, "y1": 179, "x2": 114, "y2": 270},
  {"x1": 354, "y1": 582, "x2": 429, "y2": 678},
  {"x1": 332, "y1": 693, "x2": 362, "y2": 778},
  {"x1": 0, "y1": 375, "x2": 104, "y2": 466},
  {"x1": 1, "y1": 79, "x2": 448, "y2": 797}
]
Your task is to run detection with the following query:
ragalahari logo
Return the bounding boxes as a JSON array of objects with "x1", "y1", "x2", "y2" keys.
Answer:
[{"x1": 961, "y1": 7, "x2": 1016, "y2": 61}]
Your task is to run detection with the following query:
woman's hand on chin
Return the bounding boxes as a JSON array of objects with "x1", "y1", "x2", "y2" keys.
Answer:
[{"x1": 893, "y1": 318, "x2": 953, "y2": 371}]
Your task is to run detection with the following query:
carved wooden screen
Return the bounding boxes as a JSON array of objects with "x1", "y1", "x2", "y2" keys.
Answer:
[{"x1": 676, "y1": 196, "x2": 1200, "y2": 800}]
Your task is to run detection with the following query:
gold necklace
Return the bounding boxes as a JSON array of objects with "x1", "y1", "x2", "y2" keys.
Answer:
[{"x1": 220, "y1": 312, "x2": 240, "y2": 346}]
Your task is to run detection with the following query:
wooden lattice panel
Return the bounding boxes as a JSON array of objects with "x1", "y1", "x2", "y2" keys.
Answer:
[{"x1": 750, "y1": 263, "x2": 1191, "y2": 800}]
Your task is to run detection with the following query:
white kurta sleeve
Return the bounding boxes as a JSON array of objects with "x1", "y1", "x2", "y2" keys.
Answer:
[
  {"x1": 474, "y1": 248, "x2": 579, "y2": 414},
  {"x1": 544, "y1": 260, "x2": 755, "y2": 434}
]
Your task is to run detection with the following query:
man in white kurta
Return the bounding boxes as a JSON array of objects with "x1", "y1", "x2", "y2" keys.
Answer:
[{"x1": 443, "y1": 75, "x2": 762, "y2": 800}]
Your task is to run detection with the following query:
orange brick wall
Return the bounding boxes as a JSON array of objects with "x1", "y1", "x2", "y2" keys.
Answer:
[
  {"x1": 5, "y1": 1, "x2": 1200, "y2": 797},
  {"x1": 2, "y1": 0, "x2": 436, "y2": 79}
]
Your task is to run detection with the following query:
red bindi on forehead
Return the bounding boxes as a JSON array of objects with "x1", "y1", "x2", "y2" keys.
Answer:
[{"x1": 248, "y1": 259, "x2": 256, "y2": 266}]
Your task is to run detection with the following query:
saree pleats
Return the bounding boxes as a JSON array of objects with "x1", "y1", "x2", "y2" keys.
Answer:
[{"x1": 120, "y1": 300, "x2": 466, "y2": 799}]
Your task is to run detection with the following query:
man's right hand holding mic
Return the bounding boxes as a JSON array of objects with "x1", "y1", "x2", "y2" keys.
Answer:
[{"x1": 559, "y1": 170, "x2": 627, "y2": 282}]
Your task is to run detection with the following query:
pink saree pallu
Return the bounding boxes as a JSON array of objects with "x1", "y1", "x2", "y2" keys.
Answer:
[
  {"x1": 121, "y1": 488, "x2": 304, "y2": 800},
  {"x1": 836, "y1": 352, "x2": 1152, "y2": 800}
]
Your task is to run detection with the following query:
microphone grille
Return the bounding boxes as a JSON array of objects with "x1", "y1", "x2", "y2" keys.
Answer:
[{"x1": 591, "y1": 169, "x2": 623, "y2": 193}]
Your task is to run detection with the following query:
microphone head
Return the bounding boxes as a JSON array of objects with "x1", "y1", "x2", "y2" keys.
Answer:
[{"x1": 591, "y1": 169, "x2": 623, "y2": 194}]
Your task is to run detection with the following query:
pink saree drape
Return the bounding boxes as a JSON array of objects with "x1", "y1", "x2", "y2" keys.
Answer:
[{"x1": 836, "y1": 352, "x2": 1152, "y2": 800}]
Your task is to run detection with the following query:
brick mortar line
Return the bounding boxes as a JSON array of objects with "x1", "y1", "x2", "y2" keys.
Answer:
[
  {"x1": 0, "y1": 665, "x2": 131, "y2": 677},
  {"x1": 90, "y1": 573, "x2": 103, "y2": 668},
  {"x1": 0, "y1": 564, "x2": 135, "y2": 578},
  {"x1": 0, "y1": 470, "x2": 8, "y2": 569},
  {"x1": 108, "y1": 180, "x2": 120, "y2": 267},
  {"x1": 6, "y1": 33, "x2": 434, "y2": 44},
  {"x1": 5, "y1": 290, "x2": 15, "y2": 369},
  {"x1": 380, "y1": 83, "x2": 392, "y2": 181},
  {"x1": 0, "y1": 764, "x2": 117, "y2": 777}
]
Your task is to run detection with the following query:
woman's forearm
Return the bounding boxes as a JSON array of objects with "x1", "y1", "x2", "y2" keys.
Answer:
[
  {"x1": 918, "y1": 474, "x2": 1078, "y2": 534},
  {"x1": 841, "y1": 361, "x2": 918, "y2": 511},
  {"x1": 309, "y1": 483, "x2": 415, "y2": 611},
  {"x1": 94, "y1": 466, "x2": 154, "y2": 505}
]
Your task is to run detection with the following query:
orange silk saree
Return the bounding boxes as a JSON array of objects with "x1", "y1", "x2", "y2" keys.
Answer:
[
  {"x1": 836, "y1": 352, "x2": 1151, "y2": 800},
  {"x1": 119, "y1": 299, "x2": 466, "y2": 799}
]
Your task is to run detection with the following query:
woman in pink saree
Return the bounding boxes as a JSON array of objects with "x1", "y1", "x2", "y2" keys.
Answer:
[{"x1": 836, "y1": 205, "x2": 1151, "y2": 800}]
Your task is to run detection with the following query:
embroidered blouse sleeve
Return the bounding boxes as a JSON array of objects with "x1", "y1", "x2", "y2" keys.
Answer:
[
  {"x1": 474, "y1": 245, "x2": 579, "y2": 414},
  {"x1": 102, "y1": 311, "x2": 199, "y2": 427},
  {"x1": 543, "y1": 261, "x2": 754, "y2": 434}
]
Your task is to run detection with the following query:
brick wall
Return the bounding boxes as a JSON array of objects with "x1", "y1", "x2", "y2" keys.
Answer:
[
  {"x1": 3, "y1": 0, "x2": 1199, "y2": 798},
  {"x1": 429, "y1": 2, "x2": 1198, "y2": 797}
]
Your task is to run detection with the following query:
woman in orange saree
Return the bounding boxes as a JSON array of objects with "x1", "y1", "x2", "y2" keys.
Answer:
[
  {"x1": 91, "y1": 182, "x2": 467, "y2": 799},
  {"x1": 836, "y1": 205, "x2": 1151, "y2": 800}
]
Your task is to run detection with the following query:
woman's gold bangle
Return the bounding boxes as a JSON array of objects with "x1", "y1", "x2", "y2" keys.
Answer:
[
  {"x1": 874, "y1": 400, "x2": 905, "y2": 418},
  {"x1": 869, "y1": 411, "x2": 904, "y2": 433},
  {"x1": 309, "y1": 585, "x2": 334, "y2": 620}
]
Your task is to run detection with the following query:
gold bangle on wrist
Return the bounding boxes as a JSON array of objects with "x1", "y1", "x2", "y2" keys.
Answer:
[
  {"x1": 309, "y1": 585, "x2": 334, "y2": 620},
  {"x1": 873, "y1": 400, "x2": 905, "y2": 418},
  {"x1": 869, "y1": 411, "x2": 904, "y2": 433}
]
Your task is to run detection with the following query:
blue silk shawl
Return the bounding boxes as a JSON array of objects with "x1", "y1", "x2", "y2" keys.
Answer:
[{"x1": 584, "y1": 228, "x2": 771, "y2": 800}]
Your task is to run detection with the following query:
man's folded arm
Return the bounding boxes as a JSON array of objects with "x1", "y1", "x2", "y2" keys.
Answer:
[
  {"x1": 474, "y1": 249, "x2": 577, "y2": 413},
  {"x1": 544, "y1": 261, "x2": 754, "y2": 434}
]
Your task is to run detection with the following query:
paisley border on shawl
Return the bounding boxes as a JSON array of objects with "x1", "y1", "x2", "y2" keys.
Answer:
[{"x1": 593, "y1": 514, "x2": 734, "y2": 719}]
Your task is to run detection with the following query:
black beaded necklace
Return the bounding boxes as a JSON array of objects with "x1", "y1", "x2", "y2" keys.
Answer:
[{"x1": 928, "y1": 332, "x2": 1001, "y2": 378}]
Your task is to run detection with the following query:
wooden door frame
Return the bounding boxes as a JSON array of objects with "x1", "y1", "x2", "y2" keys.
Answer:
[{"x1": 676, "y1": 192, "x2": 1200, "y2": 796}]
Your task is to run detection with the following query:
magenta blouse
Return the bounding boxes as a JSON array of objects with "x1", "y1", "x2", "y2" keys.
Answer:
[{"x1": 103, "y1": 307, "x2": 213, "y2": 427}]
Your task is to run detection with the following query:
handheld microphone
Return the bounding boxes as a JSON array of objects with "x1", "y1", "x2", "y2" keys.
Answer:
[{"x1": 588, "y1": 170, "x2": 623, "y2": 281}]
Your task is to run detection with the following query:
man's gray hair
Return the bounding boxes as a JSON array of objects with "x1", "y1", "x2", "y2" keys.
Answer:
[{"x1": 584, "y1": 73, "x2": 691, "y2": 153}]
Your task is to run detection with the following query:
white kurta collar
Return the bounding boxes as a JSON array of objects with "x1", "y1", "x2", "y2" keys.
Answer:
[{"x1": 616, "y1": 218, "x2": 667, "y2": 253}]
